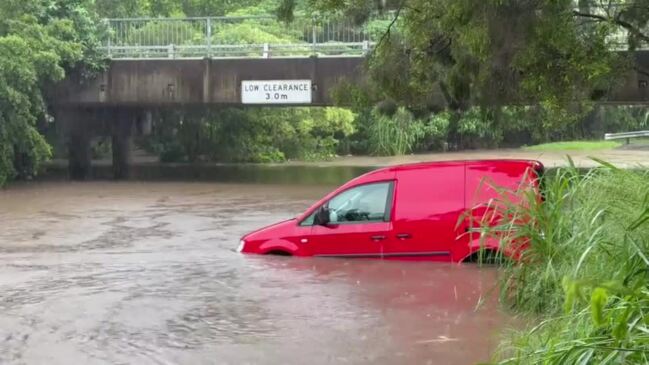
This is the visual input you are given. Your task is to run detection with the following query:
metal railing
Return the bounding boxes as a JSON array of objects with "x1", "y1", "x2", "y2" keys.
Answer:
[
  {"x1": 102, "y1": 15, "x2": 393, "y2": 59},
  {"x1": 605, "y1": 130, "x2": 649, "y2": 144},
  {"x1": 99, "y1": 11, "x2": 647, "y2": 59}
]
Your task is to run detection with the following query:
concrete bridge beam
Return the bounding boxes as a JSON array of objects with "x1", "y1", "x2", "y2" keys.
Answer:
[
  {"x1": 50, "y1": 57, "x2": 366, "y2": 107},
  {"x1": 50, "y1": 53, "x2": 649, "y2": 107}
]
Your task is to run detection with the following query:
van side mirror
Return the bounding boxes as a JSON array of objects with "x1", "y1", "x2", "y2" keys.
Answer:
[{"x1": 314, "y1": 206, "x2": 331, "y2": 226}]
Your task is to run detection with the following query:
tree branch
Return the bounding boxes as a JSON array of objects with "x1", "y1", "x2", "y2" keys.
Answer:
[
  {"x1": 572, "y1": 10, "x2": 649, "y2": 44},
  {"x1": 402, "y1": 5, "x2": 421, "y2": 13},
  {"x1": 374, "y1": 0, "x2": 406, "y2": 52},
  {"x1": 572, "y1": 11, "x2": 607, "y2": 22}
]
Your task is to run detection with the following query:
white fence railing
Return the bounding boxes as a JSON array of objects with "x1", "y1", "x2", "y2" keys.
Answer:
[
  {"x1": 99, "y1": 10, "x2": 647, "y2": 59},
  {"x1": 101, "y1": 15, "x2": 391, "y2": 59}
]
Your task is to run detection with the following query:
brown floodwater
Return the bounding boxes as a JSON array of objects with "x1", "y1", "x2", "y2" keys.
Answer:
[{"x1": 0, "y1": 182, "x2": 512, "y2": 364}]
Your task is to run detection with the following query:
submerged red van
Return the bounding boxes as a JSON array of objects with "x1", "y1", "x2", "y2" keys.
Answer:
[{"x1": 238, "y1": 159, "x2": 543, "y2": 262}]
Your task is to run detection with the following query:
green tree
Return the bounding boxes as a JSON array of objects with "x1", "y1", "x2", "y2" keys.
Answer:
[
  {"x1": 94, "y1": 0, "x2": 149, "y2": 18},
  {"x1": 182, "y1": 0, "x2": 263, "y2": 17},
  {"x1": 290, "y1": 0, "x2": 645, "y2": 137},
  {"x1": 0, "y1": 0, "x2": 101, "y2": 185},
  {"x1": 94, "y1": 0, "x2": 272, "y2": 18}
]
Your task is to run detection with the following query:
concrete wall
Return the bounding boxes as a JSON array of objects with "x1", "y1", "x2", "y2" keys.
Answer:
[{"x1": 52, "y1": 57, "x2": 365, "y2": 107}]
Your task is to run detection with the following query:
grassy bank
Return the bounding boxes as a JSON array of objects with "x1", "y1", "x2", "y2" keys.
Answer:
[
  {"x1": 483, "y1": 161, "x2": 649, "y2": 364},
  {"x1": 523, "y1": 141, "x2": 621, "y2": 152}
]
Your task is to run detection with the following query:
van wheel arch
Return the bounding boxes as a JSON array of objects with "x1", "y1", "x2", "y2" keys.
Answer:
[
  {"x1": 462, "y1": 249, "x2": 509, "y2": 265},
  {"x1": 265, "y1": 250, "x2": 292, "y2": 256}
]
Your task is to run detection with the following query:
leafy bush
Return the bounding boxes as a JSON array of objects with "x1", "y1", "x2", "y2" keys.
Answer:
[
  {"x1": 90, "y1": 137, "x2": 112, "y2": 160},
  {"x1": 124, "y1": 21, "x2": 201, "y2": 46},
  {"x1": 420, "y1": 112, "x2": 451, "y2": 150},
  {"x1": 142, "y1": 107, "x2": 356, "y2": 164},
  {"x1": 158, "y1": 141, "x2": 185, "y2": 163},
  {"x1": 213, "y1": 21, "x2": 299, "y2": 45},
  {"x1": 367, "y1": 107, "x2": 425, "y2": 156},
  {"x1": 456, "y1": 107, "x2": 503, "y2": 149},
  {"x1": 245, "y1": 145, "x2": 286, "y2": 163}
]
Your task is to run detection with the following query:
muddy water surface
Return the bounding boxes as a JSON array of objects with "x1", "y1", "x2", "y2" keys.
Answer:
[{"x1": 0, "y1": 182, "x2": 511, "y2": 364}]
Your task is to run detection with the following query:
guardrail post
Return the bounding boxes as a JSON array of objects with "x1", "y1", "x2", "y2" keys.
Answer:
[
  {"x1": 262, "y1": 43, "x2": 269, "y2": 58},
  {"x1": 206, "y1": 18, "x2": 212, "y2": 58},
  {"x1": 362, "y1": 40, "x2": 369, "y2": 55},
  {"x1": 168, "y1": 44, "x2": 174, "y2": 59}
]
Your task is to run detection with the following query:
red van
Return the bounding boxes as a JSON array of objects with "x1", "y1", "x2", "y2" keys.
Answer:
[{"x1": 238, "y1": 159, "x2": 543, "y2": 262}]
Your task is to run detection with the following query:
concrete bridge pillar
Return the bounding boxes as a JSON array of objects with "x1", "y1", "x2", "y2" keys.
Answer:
[
  {"x1": 55, "y1": 108, "x2": 94, "y2": 180},
  {"x1": 111, "y1": 111, "x2": 134, "y2": 180},
  {"x1": 69, "y1": 130, "x2": 92, "y2": 180},
  {"x1": 136, "y1": 111, "x2": 153, "y2": 136},
  {"x1": 55, "y1": 108, "x2": 138, "y2": 181}
]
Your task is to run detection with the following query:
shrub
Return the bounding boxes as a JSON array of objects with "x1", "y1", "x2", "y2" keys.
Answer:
[
  {"x1": 368, "y1": 106, "x2": 425, "y2": 156},
  {"x1": 159, "y1": 141, "x2": 185, "y2": 163}
]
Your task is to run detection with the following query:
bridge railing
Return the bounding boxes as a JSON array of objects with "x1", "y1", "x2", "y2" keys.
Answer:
[
  {"x1": 100, "y1": 11, "x2": 647, "y2": 59},
  {"x1": 102, "y1": 15, "x2": 392, "y2": 59}
]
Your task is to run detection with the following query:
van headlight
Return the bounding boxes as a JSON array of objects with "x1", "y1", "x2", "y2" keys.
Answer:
[{"x1": 237, "y1": 240, "x2": 245, "y2": 253}]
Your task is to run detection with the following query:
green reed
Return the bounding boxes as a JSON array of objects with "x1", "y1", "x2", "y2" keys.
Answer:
[{"x1": 476, "y1": 160, "x2": 649, "y2": 364}]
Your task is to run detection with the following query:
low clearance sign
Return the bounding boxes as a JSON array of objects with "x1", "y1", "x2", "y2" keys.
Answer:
[{"x1": 241, "y1": 80, "x2": 312, "y2": 104}]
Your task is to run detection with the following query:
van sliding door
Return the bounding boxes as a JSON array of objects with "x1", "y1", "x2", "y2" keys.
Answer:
[{"x1": 382, "y1": 164, "x2": 465, "y2": 261}]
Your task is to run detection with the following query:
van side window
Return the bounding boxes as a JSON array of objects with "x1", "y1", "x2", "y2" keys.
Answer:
[{"x1": 302, "y1": 181, "x2": 393, "y2": 225}]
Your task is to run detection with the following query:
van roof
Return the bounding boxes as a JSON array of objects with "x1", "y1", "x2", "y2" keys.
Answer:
[
  {"x1": 372, "y1": 159, "x2": 543, "y2": 174},
  {"x1": 298, "y1": 159, "x2": 543, "y2": 222}
]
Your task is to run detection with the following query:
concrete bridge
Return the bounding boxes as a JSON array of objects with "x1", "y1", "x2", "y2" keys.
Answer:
[
  {"x1": 49, "y1": 16, "x2": 649, "y2": 180},
  {"x1": 51, "y1": 56, "x2": 365, "y2": 180},
  {"x1": 50, "y1": 15, "x2": 378, "y2": 180}
]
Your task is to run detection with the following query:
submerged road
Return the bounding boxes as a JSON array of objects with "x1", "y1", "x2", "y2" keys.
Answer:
[{"x1": 0, "y1": 182, "x2": 510, "y2": 364}]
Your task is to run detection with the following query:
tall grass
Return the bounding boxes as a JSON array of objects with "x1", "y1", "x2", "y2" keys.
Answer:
[
  {"x1": 478, "y1": 161, "x2": 649, "y2": 364},
  {"x1": 522, "y1": 140, "x2": 621, "y2": 152},
  {"x1": 368, "y1": 107, "x2": 423, "y2": 156}
]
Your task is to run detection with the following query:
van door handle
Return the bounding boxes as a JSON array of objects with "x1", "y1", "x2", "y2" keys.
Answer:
[
  {"x1": 370, "y1": 235, "x2": 386, "y2": 241},
  {"x1": 396, "y1": 233, "x2": 412, "y2": 240}
]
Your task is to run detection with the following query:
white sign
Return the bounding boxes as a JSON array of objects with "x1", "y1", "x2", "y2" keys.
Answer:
[{"x1": 241, "y1": 80, "x2": 312, "y2": 104}]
